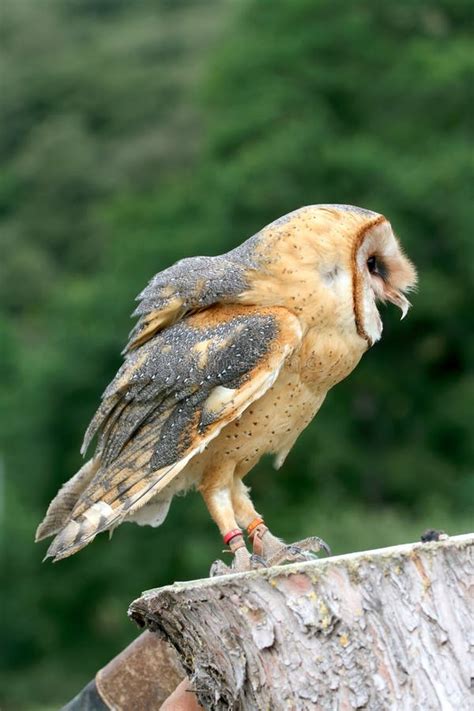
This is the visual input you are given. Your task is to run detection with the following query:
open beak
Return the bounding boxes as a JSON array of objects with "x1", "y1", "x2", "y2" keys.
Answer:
[{"x1": 385, "y1": 288, "x2": 411, "y2": 320}]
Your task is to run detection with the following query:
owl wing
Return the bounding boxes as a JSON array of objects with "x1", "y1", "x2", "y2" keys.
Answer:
[
  {"x1": 45, "y1": 305, "x2": 302, "y2": 560},
  {"x1": 125, "y1": 251, "x2": 258, "y2": 352}
]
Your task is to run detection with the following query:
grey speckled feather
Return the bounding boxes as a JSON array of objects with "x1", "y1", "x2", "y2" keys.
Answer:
[
  {"x1": 125, "y1": 247, "x2": 260, "y2": 351},
  {"x1": 42, "y1": 306, "x2": 291, "y2": 560},
  {"x1": 78, "y1": 311, "x2": 278, "y2": 504}
]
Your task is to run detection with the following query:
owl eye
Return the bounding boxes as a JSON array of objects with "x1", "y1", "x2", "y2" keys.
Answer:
[{"x1": 367, "y1": 255, "x2": 377, "y2": 274}]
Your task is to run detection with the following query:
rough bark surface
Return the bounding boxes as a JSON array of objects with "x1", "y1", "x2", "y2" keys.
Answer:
[{"x1": 129, "y1": 534, "x2": 473, "y2": 711}]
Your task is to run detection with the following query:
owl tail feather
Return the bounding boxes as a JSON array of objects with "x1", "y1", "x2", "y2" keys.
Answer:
[
  {"x1": 43, "y1": 456, "x2": 191, "y2": 561},
  {"x1": 35, "y1": 458, "x2": 98, "y2": 544},
  {"x1": 45, "y1": 500, "x2": 117, "y2": 562}
]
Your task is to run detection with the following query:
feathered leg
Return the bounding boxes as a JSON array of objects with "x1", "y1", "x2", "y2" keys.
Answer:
[{"x1": 199, "y1": 459, "x2": 255, "y2": 574}]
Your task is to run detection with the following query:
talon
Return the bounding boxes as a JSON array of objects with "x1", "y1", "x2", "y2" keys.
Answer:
[{"x1": 321, "y1": 539, "x2": 332, "y2": 556}]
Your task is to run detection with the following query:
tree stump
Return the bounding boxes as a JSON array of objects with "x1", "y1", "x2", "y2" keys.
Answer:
[{"x1": 129, "y1": 534, "x2": 473, "y2": 710}]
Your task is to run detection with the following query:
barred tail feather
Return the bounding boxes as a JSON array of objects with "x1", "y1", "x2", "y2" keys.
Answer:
[
  {"x1": 44, "y1": 457, "x2": 192, "y2": 561},
  {"x1": 35, "y1": 459, "x2": 98, "y2": 543},
  {"x1": 45, "y1": 501, "x2": 115, "y2": 561}
]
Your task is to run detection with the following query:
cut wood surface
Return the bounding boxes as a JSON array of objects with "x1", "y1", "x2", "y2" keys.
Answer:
[{"x1": 129, "y1": 533, "x2": 473, "y2": 711}]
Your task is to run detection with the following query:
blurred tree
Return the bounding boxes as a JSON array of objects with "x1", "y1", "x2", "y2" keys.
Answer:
[
  {"x1": 0, "y1": 0, "x2": 224, "y2": 314},
  {"x1": 1, "y1": 0, "x2": 472, "y2": 708},
  {"x1": 0, "y1": 1, "x2": 233, "y2": 708}
]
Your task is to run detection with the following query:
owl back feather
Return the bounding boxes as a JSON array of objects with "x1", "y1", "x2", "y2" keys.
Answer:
[{"x1": 125, "y1": 255, "x2": 254, "y2": 351}]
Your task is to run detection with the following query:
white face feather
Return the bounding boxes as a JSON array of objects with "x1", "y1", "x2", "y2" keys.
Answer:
[
  {"x1": 320, "y1": 263, "x2": 359, "y2": 335},
  {"x1": 355, "y1": 220, "x2": 417, "y2": 346},
  {"x1": 356, "y1": 231, "x2": 385, "y2": 344}
]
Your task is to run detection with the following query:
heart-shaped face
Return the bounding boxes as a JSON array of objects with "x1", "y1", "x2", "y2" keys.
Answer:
[{"x1": 354, "y1": 217, "x2": 417, "y2": 345}]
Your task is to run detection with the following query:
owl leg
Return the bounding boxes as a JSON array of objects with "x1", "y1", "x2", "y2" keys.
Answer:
[
  {"x1": 231, "y1": 479, "x2": 281, "y2": 559},
  {"x1": 199, "y1": 460, "x2": 254, "y2": 575},
  {"x1": 232, "y1": 479, "x2": 331, "y2": 565}
]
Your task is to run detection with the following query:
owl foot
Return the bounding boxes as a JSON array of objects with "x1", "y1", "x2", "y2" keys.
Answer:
[
  {"x1": 247, "y1": 522, "x2": 331, "y2": 566},
  {"x1": 265, "y1": 536, "x2": 331, "y2": 567}
]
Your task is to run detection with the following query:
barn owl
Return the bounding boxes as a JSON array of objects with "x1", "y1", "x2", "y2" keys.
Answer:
[{"x1": 36, "y1": 205, "x2": 417, "y2": 571}]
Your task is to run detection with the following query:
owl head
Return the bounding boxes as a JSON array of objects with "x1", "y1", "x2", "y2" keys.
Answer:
[{"x1": 237, "y1": 204, "x2": 418, "y2": 348}]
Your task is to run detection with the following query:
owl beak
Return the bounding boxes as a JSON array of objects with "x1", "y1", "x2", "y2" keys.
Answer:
[{"x1": 386, "y1": 288, "x2": 411, "y2": 320}]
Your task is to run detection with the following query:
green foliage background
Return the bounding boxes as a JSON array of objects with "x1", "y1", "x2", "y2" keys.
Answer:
[{"x1": 1, "y1": 1, "x2": 472, "y2": 708}]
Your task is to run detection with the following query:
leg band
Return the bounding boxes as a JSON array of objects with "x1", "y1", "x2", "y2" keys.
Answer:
[
  {"x1": 223, "y1": 528, "x2": 243, "y2": 546},
  {"x1": 246, "y1": 517, "x2": 265, "y2": 538}
]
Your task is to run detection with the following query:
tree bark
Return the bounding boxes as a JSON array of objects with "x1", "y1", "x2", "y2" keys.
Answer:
[{"x1": 129, "y1": 533, "x2": 473, "y2": 711}]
